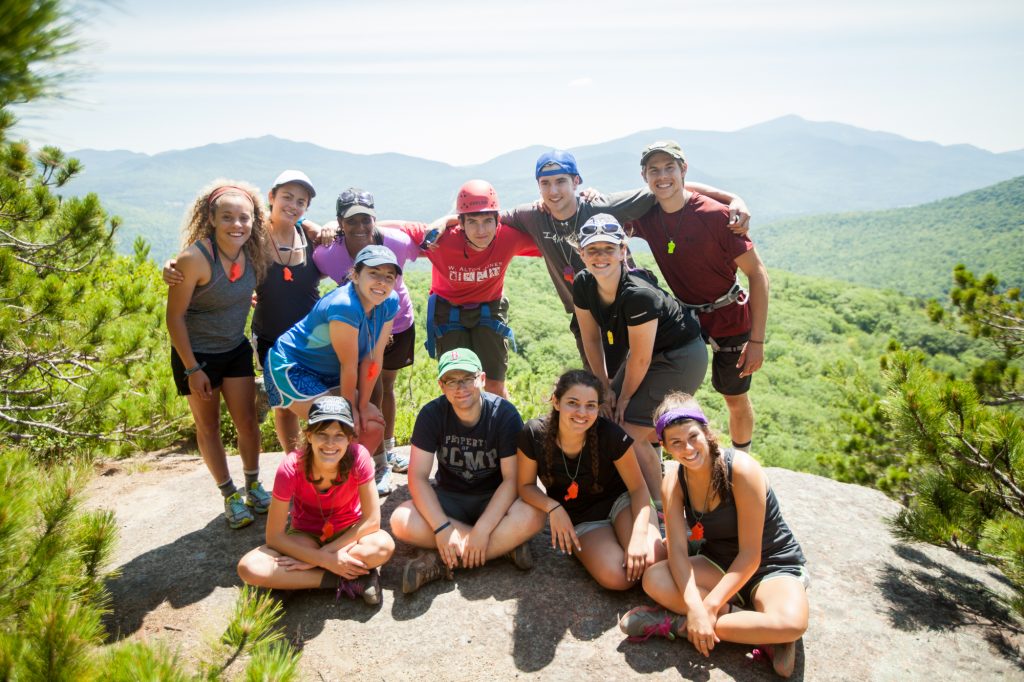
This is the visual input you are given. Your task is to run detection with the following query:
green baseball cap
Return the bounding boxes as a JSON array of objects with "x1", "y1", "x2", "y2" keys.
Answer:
[
  {"x1": 640, "y1": 140, "x2": 687, "y2": 167},
  {"x1": 437, "y1": 348, "x2": 482, "y2": 379}
]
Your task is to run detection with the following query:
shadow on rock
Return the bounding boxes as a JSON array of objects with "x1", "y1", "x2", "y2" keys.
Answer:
[
  {"x1": 879, "y1": 542, "x2": 1024, "y2": 669},
  {"x1": 104, "y1": 513, "x2": 268, "y2": 639},
  {"x1": 617, "y1": 620, "x2": 804, "y2": 680}
]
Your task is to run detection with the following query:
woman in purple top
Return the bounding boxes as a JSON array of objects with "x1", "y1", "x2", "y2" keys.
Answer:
[{"x1": 313, "y1": 188, "x2": 423, "y2": 494}]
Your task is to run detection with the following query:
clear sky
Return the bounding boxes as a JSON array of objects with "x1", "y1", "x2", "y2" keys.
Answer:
[{"x1": 14, "y1": 0, "x2": 1024, "y2": 165}]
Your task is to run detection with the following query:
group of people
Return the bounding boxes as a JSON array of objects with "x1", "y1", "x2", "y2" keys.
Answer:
[{"x1": 164, "y1": 142, "x2": 806, "y2": 676}]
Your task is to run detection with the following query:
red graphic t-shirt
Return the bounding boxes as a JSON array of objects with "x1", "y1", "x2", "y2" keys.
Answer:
[{"x1": 398, "y1": 221, "x2": 540, "y2": 305}]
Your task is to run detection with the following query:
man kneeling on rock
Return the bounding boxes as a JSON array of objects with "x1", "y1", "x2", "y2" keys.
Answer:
[{"x1": 390, "y1": 348, "x2": 546, "y2": 593}]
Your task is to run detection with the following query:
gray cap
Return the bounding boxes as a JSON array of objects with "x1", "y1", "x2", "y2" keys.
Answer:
[
  {"x1": 354, "y1": 244, "x2": 402, "y2": 275},
  {"x1": 307, "y1": 396, "x2": 354, "y2": 428},
  {"x1": 578, "y1": 213, "x2": 627, "y2": 248}
]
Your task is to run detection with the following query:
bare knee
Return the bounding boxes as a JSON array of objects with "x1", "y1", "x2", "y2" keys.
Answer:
[
  {"x1": 389, "y1": 502, "x2": 426, "y2": 545},
  {"x1": 237, "y1": 547, "x2": 273, "y2": 587},
  {"x1": 358, "y1": 529, "x2": 396, "y2": 567},
  {"x1": 586, "y1": 560, "x2": 631, "y2": 591},
  {"x1": 509, "y1": 499, "x2": 546, "y2": 537}
]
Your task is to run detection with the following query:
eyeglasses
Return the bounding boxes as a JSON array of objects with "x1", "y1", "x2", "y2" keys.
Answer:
[
  {"x1": 441, "y1": 373, "x2": 480, "y2": 390},
  {"x1": 338, "y1": 189, "x2": 374, "y2": 209},
  {"x1": 579, "y1": 221, "x2": 625, "y2": 239}
]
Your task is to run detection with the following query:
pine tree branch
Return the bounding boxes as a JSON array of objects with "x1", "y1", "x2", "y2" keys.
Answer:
[{"x1": 943, "y1": 426, "x2": 1024, "y2": 519}]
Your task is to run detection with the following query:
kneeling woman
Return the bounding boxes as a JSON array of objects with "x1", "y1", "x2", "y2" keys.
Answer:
[
  {"x1": 517, "y1": 370, "x2": 665, "y2": 590},
  {"x1": 237, "y1": 396, "x2": 395, "y2": 604},
  {"x1": 619, "y1": 393, "x2": 808, "y2": 678},
  {"x1": 264, "y1": 245, "x2": 401, "y2": 455}
]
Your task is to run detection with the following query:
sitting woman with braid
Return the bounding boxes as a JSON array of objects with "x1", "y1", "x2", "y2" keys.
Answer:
[
  {"x1": 516, "y1": 369, "x2": 665, "y2": 590},
  {"x1": 618, "y1": 392, "x2": 808, "y2": 678}
]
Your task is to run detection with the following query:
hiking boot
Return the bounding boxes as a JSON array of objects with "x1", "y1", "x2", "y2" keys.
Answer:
[
  {"x1": 769, "y1": 640, "x2": 797, "y2": 678},
  {"x1": 224, "y1": 492, "x2": 254, "y2": 529},
  {"x1": 254, "y1": 376, "x2": 270, "y2": 424},
  {"x1": 618, "y1": 605, "x2": 685, "y2": 642},
  {"x1": 245, "y1": 480, "x2": 272, "y2": 514},
  {"x1": 504, "y1": 542, "x2": 534, "y2": 570},
  {"x1": 387, "y1": 449, "x2": 410, "y2": 474},
  {"x1": 402, "y1": 550, "x2": 452, "y2": 594},
  {"x1": 375, "y1": 463, "x2": 392, "y2": 496}
]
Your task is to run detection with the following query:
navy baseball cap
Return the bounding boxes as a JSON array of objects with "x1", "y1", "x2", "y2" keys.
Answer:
[
  {"x1": 535, "y1": 150, "x2": 581, "y2": 181},
  {"x1": 354, "y1": 245, "x2": 402, "y2": 275}
]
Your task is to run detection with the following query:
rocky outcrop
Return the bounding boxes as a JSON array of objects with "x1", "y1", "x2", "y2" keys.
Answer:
[{"x1": 88, "y1": 449, "x2": 1023, "y2": 680}]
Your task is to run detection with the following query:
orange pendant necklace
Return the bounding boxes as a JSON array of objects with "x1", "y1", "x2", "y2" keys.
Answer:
[
  {"x1": 683, "y1": 469, "x2": 713, "y2": 546},
  {"x1": 216, "y1": 243, "x2": 244, "y2": 282},
  {"x1": 559, "y1": 438, "x2": 584, "y2": 502}
]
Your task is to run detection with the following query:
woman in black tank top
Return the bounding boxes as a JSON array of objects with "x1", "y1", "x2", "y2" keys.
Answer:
[{"x1": 618, "y1": 392, "x2": 809, "y2": 678}]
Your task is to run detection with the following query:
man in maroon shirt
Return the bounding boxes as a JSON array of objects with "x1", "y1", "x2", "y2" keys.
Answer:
[{"x1": 629, "y1": 141, "x2": 769, "y2": 451}]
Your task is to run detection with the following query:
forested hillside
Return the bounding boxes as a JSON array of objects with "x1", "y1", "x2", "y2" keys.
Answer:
[{"x1": 758, "y1": 175, "x2": 1024, "y2": 298}]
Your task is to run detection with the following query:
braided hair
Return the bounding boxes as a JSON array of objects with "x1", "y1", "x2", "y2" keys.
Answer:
[
  {"x1": 654, "y1": 392, "x2": 731, "y2": 503},
  {"x1": 541, "y1": 369, "x2": 606, "y2": 494}
]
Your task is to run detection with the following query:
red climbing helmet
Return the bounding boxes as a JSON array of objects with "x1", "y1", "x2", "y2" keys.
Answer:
[{"x1": 456, "y1": 179, "x2": 500, "y2": 214}]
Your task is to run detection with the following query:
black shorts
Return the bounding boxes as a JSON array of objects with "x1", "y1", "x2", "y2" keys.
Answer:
[
  {"x1": 171, "y1": 340, "x2": 254, "y2": 396},
  {"x1": 433, "y1": 484, "x2": 495, "y2": 526},
  {"x1": 255, "y1": 336, "x2": 273, "y2": 371},
  {"x1": 382, "y1": 325, "x2": 416, "y2": 371},
  {"x1": 707, "y1": 332, "x2": 753, "y2": 396}
]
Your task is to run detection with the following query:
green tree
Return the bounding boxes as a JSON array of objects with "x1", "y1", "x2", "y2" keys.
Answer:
[
  {"x1": 0, "y1": 2, "x2": 188, "y2": 458},
  {"x1": 879, "y1": 267, "x2": 1024, "y2": 612}
]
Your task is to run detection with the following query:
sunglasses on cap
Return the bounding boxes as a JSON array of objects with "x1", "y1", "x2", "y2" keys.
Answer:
[
  {"x1": 338, "y1": 189, "x2": 374, "y2": 209},
  {"x1": 579, "y1": 221, "x2": 625, "y2": 238}
]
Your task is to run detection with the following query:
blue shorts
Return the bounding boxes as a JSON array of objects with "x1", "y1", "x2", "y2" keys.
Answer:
[{"x1": 264, "y1": 345, "x2": 337, "y2": 408}]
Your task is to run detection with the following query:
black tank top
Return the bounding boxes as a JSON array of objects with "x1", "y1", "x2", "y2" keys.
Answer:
[
  {"x1": 251, "y1": 225, "x2": 321, "y2": 347},
  {"x1": 681, "y1": 449, "x2": 805, "y2": 568}
]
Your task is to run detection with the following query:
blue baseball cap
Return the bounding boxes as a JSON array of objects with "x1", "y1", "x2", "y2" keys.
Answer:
[
  {"x1": 535, "y1": 150, "x2": 581, "y2": 181},
  {"x1": 354, "y1": 245, "x2": 402, "y2": 275}
]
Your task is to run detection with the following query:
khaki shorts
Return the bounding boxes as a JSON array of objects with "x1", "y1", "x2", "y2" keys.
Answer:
[{"x1": 433, "y1": 297, "x2": 510, "y2": 382}]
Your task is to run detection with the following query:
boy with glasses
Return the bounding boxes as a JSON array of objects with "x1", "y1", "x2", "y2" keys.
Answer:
[{"x1": 389, "y1": 348, "x2": 545, "y2": 593}]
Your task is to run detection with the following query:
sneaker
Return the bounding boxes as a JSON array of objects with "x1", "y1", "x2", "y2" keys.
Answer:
[
  {"x1": 334, "y1": 569, "x2": 382, "y2": 606},
  {"x1": 245, "y1": 480, "x2": 272, "y2": 514},
  {"x1": 254, "y1": 376, "x2": 270, "y2": 424},
  {"x1": 387, "y1": 449, "x2": 410, "y2": 474},
  {"x1": 375, "y1": 463, "x2": 392, "y2": 496},
  {"x1": 359, "y1": 568, "x2": 381, "y2": 606},
  {"x1": 402, "y1": 550, "x2": 452, "y2": 594},
  {"x1": 769, "y1": 640, "x2": 797, "y2": 678},
  {"x1": 504, "y1": 542, "x2": 534, "y2": 570},
  {"x1": 224, "y1": 492, "x2": 254, "y2": 529},
  {"x1": 618, "y1": 605, "x2": 685, "y2": 642}
]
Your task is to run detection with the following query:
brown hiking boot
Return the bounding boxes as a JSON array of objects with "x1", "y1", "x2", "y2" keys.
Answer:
[
  {"x1": 769, "y1": 640, "x2": 797, "y2": 678},
  {"x1": 504, "y1": 542, "x2": 534, "y2": 570},
  {"x1": 402, "y1": 550, "x2": 452, "y2": 594}
]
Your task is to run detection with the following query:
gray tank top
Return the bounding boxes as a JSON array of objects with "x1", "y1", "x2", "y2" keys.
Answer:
[
  {"x1": 185, "y1": 240, "x2": 256, "y2": 353},
  {"x1": 682, "y1": 449, "x2": 805, "y2": 568}
]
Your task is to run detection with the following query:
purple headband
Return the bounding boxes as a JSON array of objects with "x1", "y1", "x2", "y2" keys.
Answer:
[{"x1": 655, "y1": 408, "x2": 708, "y2": 441}]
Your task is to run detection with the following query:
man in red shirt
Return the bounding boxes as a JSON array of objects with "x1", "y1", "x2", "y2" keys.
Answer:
[
  {"x1": 629, "y1": 141, "x2": 769, "y2": 451},
  {"x1": 392, "y1": 180, "x2": 539, "y2": 399}
]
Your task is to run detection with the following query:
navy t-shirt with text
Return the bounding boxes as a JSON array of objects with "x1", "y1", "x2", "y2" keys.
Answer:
[{"x1": 410, "y1": 392, "x2": 523, "y2": 494}]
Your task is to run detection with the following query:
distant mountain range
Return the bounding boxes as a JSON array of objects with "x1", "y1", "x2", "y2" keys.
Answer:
[
  {"x1": 759, "y1": 175, "x2": 1024, "y2": 298},
  {"x1": 63, "y1": 115, "x2": 1024, "y2": 262}
]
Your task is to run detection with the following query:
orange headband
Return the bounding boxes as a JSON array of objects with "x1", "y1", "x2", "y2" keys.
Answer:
[{"x1": 207, "y1": 185, "x2": 255, "y2": 210}]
